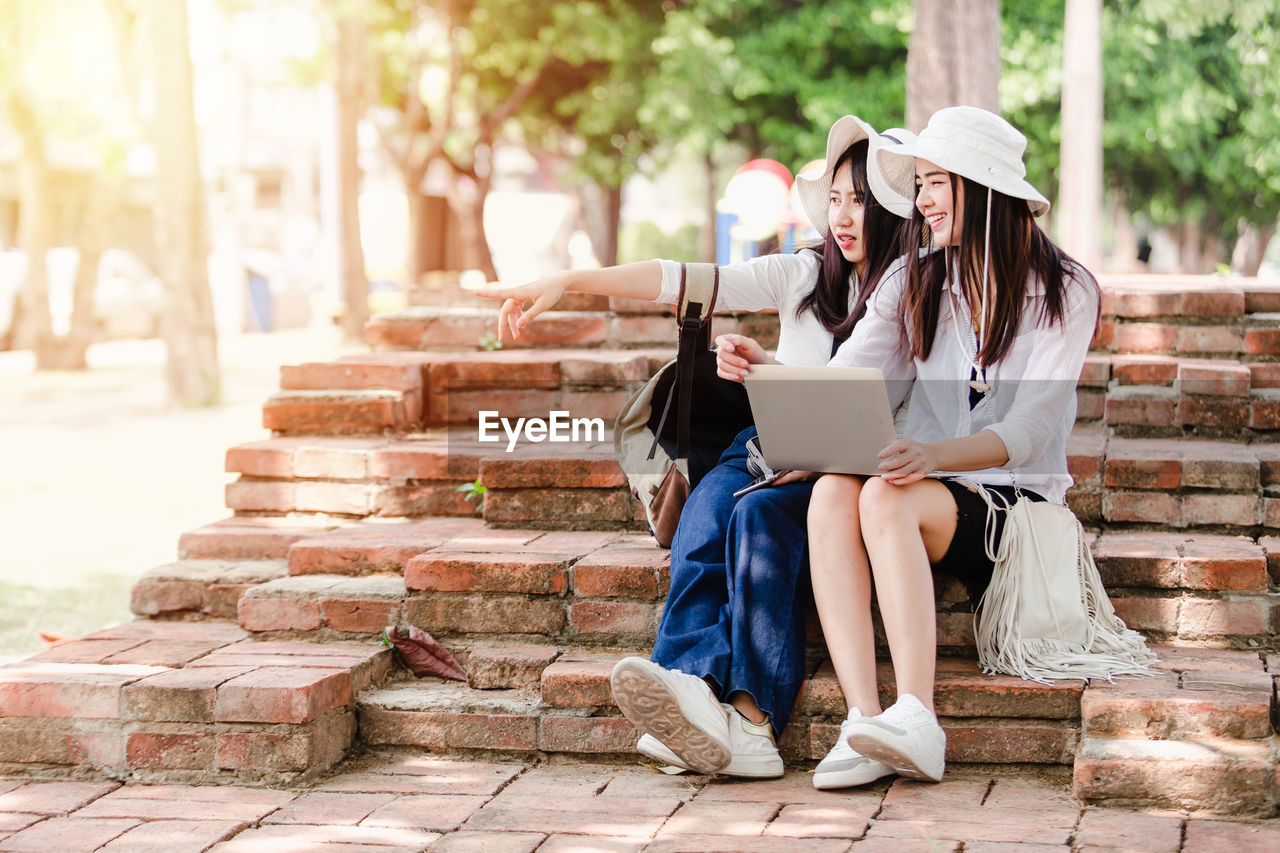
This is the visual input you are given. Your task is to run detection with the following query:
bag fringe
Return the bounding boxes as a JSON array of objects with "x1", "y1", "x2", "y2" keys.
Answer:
[{"x1": 969, "y1": 481, "x2": 1157, "y2": 685}]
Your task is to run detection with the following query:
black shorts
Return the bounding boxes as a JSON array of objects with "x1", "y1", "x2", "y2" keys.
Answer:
[{"x1": 932, "y1": 479, "x2": 1047, "y2": 602}]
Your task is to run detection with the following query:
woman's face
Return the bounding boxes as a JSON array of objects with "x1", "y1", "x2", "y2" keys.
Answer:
[
  {"x1": 828, "y1": 161, "x2": 868, "y2": 274},
  {"x1": 915, "y1": 158, "x2": 962, "y2": 247}
]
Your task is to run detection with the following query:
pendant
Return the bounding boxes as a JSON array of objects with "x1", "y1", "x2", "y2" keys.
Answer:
[{"x1": 969, "y1": 379, "x2": 991, "y2": 393}]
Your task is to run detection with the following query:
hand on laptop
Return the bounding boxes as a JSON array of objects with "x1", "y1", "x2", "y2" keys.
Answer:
[
  {"x1": 715, "y1": 334, "x2": 778, "y2": 382},
  {"x1": 773, "y1": 470, "x2": 816, "y2": 486},
  {"x1": 876, "y1": 437, "x2": 937, "y2": 485}
]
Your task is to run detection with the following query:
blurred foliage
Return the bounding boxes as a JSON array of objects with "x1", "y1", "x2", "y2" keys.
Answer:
[
  {"x1": 1004, "y1": 0, "x2": 1280, "y2": 248},
  {"x1": 618, "y1": 221, "x2": 701, "y2": 265}
]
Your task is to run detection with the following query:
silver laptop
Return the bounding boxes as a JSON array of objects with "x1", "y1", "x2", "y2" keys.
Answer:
[{"x1": 743, "y1": 365, "x2": 897, "y2": 476}]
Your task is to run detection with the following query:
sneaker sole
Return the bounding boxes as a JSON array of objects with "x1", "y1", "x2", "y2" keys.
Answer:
[
  {"x1": 812, "y1": 762, "x2": 895, "y2": 789},
  {"x1": 844, "y1": 731, "x2": 944, "y2": 783},
  {"x1": 611, "y1": 660, "x2": 731, "y2": 775}
]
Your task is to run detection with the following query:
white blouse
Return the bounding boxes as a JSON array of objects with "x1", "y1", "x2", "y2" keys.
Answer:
[
  {"x1": 655, "y1": 253, "x2": 854, "y2": 366},
  {"x1": 830, "y1": 257, "x2": 1098, "y2": 504}
]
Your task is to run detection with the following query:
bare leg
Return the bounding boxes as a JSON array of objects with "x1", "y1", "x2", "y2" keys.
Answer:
[
  {"x1": 727, "y1": 691, "x2": 767, "y2": 724},
  {"x1": 857, "y1": 477, "x2": 959, "y2": 711},
  {"x1": 807, "y1": 475, "x2": 882, "y2": 716}
]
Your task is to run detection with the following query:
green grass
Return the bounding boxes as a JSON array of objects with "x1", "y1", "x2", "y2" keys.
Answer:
[{"x1": 0, "y1": 573, "x2": 136, "y2": 662}]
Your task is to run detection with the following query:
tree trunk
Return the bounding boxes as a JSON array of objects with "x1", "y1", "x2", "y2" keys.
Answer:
[
  {"x1": 150, "y1": 0, "x2": 220, "y2": 406},
  {"x1": 335, "y1": 13, "x2": 369, "y2": 343},
  {"x1": 1108, "y1": 191, "x2": 1139, "y2": 273},
  {"x1": 577, "y1": 183, "x2": 621, "y2": 268},
  {"x1": 47, "y1": 178, "x2": 114, "y2": 370},
  {"x1": 1058, "y1": 0, "x2": 1102, "y2": 271},
  {"x1": 1232, "y1": 222, "x2": 1275, "y2": 277},
  {"x1": 405, "y1": 188, "x2": 433, "y2": 285},
  {"x1": 906, "y1": 0, "x2": 1002, "y2": 131},
  {"x1": 8, "y1": 92, "x2": 56, "y2": 362},
  {"x1": 702, "y1": 150, "x2": 717, "y2": 262},
  {"x1": 449, "y1": 174, "x2": 498, "y2": 282}
]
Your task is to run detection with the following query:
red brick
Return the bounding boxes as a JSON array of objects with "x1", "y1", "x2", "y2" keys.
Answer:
[
  {"x1": 429, "y1": 355, "x2": 561, "y2": 390},
  {"x1": 1093, "y1": 532, "x2": 1182, "y2": 588},
  {"x1": 1180, "y1": 444, "x2": 1258, "y2": 490},
  {"x1": 1247, "y1": 362, "x2": 1280, "y2": 389},
  {"x1": 572, "y1": 563, "x2": 660, "y2": 600},
  {"x1": 285, "y1": 519, "x2": 471, "y2": 575},
  {"x1": 483, "y1": 487, "x2": 637, "y2": 527},
  {"x1": 1244, "y1": 327, "x2": 1280, "y2": 355},
  {"x1": 0, "y1": 664, "x2": 166, "y2": 720},
  {"x1": 541, "y1": 658, "x2": 614, "y2": 707},
  {"x1": 101, "y1": 639, "x2": 222, "y2": 667},
  {"x1": 568, "y1": 601, "x2": 656, "y2": 636},
  {"x1": 480, "y1": 453, "x2": 625, "y2": 490},
  {"x1": 560, "y1": 353, "x2": 650, "y2": 385},
  {"x1": 1179, "y1": 596, "x2": 1270, "y2": 637},
  {"x1": 1073, "y1": 810, "x2": 1183, "y2": 852},
  {"x1": 465, "y1": 796, "x2": 673, "y2": 838},
  {"x1": 224, "y1": 440, "x2": 300, "y2": 477},
  {"x1": 1250, "y1": 394, "x2": 1280, "y2": 429},
  {"x1": 361, "y1": 792, "x2": 490, "y2": 832},
  {"x1": 319, "y1": 597, "x2": 396, "y2": 633},
  {"x1": 215, "y1": 711, "x2": 354, "y2": 772},
  {"x1": 97, "y1": 819, "x2": 250, "y2": 852},
  {"x1": 1104, "y1": 449, "x2": 1181, "y2": 489},
  {"x1": 281, "y1": 359, "x2": 425, "y2": 392},
  {"x1": 538, "y1": 715, "x2": 636, "y2": 753},
  {"x1": 1266, "y1": 497, "x2": 1280, "y2": 528},
  {"x1": 1110, "y1": 596, "x2": 1179, "y2": 633},
  {"x1": 214, "y1": 668, "x2": 351, "y2": 724},
  {"x1": 465, "y1": 646, "x2": 558, "y2": 690},
  {"x1": 293, "y1": 442, "x2": 380, "y2": 479},
  {"x1": 1114, "y1": 322, "x2": 1177, "y2": 353},
  {"x1": 204, "y1": 584, "x2": 255, "y2": 619},
  {"x1": 1103, "y1": 491, "x2": 1180, "y2": 525},
  {"x1": 26, "y1": 639, "x2": 144, "y2": 665},
  {"x1": 404, "y1": 551, "x2": 571, "y2": 594},
  {"x1": 405, "y1": 594, "x2": 565, "y2": 635},
  {"x1": 655, "y1": 800, "x2": 778, "y2": 837},
  {"x1": 1183, "y1": 289, "x2": 1246, "y2": 317},
  {"x1": 1077, "y1": 355, "x2": 1111, "y2": 387},
  {"x1": 293, "y1": 481, "x2": 375, "y2": 515},
  {"x1": 225, "y1": 479, "x2": 296, "y2": 512},
  {"x1": 1105, "y1": 393, "x2": 1177, "y2": 427},
  {"x1": 1082, "y1": 683, "x2": 1271, "y2": 740},
  {"x1": 764, "y1": 802, "x2": 878, "y2": 840},
  {"x1": 263, "y1": 391, "x2": 404, "y2": 433},
  {"x1": 368, "y1": 439, "x2": 483, "y2": 481},
  {"x1": 1178, "y1": 361, "x2": 1251, "y2": 397},
  {"x1": 931, "y1": 662, "x2": 1083, "y2": 719},
  {"x1": 129, "y1": 579, "x2": 204, "y2": 616},
  {"x1": 1177, "y1": 396, "x2": 1250, "y2": 430},
  {"x1": 0, "y1": 817, "x2": 142, "y2": 851},
  {"x1": 1244, "y1": 284, "x2": 1280, "y2": 313},
  {"x1": 942, "y1": 722, "x2": 1076, "y2": 764},
  {"x1": 1183, "y1": 820, "x2": 1280, "y2": 851},
  {"x1": 1111, "y1": 355, "x2": 1178, "y2": 386},
  {"x1": 1181, "y1": 494, "x2": 1258, "y2": 528},
  {"x1": 1112, "y1": 289, "x2": 1180, "y2": 317},
  {"x1": 1178, "y1": 325, "x2": 1242, "y2": 354},
  {"x1": 1075, "y1": 388, "x2": 1105, "y2": 420},
  {"x1": 1180, "y1": 536, "x2": 1267, "y2": 590},
  {"x1": 362, "y1": 707, "x2": 538, "y2": 751},
  {"x1": 238, "y1": 596, "x2": 321, "y2": 632},
  {"x1": 433, "y1": 388, "x2": 561, "y2": 425},
  {"x1": 125, "y1": 732, "x2": 214, "y2": 770},
  {"x1": 1258, "y1": 535, "x2": 1280, "y2": 585},
  {"x1": 261, "y1": 790, "x2": 396, "y2": 825},
  {"x1": 611, "y1": 314, "x2": 680, "y2": 347},
  {"x1": 178, "y1": 519, "x2": 326, "y2": 560},
  {"x1": 0, "y1": 781, "x2": 121, "y2": 815},
  {"x1": 122, "y1": 666, "x2": 254, "y2": 722},
  {"x1": 1090, "y1": 319, "x2": 1115, "y2": 349}
]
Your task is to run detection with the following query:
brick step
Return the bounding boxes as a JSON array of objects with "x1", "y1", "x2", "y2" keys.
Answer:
[
  {"x1": 364, "y1": 306, "x2": 781, "y2": 352},
  {"x1": 0, "y1": 621, "x2": 391, "y2": 785},
  {"x1": 357, "y1": 654, "x2": 1083, "y2": 767}
]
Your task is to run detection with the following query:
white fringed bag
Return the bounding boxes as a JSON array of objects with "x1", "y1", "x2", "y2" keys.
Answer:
[{"x1": 968, "y1": 483, "x2": 1157, "y2": 683}]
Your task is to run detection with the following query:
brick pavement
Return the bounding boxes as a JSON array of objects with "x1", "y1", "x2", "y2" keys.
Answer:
[{"x1": 0, "y1": 753, "x2": 1276, "y2": 852}]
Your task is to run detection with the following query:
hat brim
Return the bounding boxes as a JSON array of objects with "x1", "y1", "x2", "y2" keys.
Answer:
[
  {"x1": 875, "y1": 138, "x2": 1050, "y2": 217},
  {"x1": 795, "y1": 117, "x2": 917, "y2": 237}
]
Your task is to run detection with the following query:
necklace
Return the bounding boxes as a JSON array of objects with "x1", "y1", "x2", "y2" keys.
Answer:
[{"x1": 945, "y1": 255, "x2": 991, "y2": 394}]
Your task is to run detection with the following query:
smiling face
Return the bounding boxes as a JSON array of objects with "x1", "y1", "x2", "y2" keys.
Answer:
[
  {"x1": 828, "y1": 161, "x2": 868, "y2": 275},
  {"x1": 914, "y1": 158, "x2": 963, "y2": 247}
]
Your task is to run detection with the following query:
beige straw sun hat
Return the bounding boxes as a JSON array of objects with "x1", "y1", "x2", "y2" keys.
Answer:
[
  {"x1": 872, "y1": 105, "x2": 1050, "y2": 217},
  {"x1": 795, "y1": 115, "x2": 918, "y2": 235}
]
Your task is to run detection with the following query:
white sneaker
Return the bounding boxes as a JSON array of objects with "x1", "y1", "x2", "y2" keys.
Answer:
[
  {"x1": 719, "y1": 703, "x2": 784, "y2": 778},
  {"x1": 842, "y1": 693, "x2": 946, "y2": 783},
  {"x1": 611, "y1": 657, "x2": 731, "y2": 774},
  {"x1": 637, "y1": 707, "x2": 783, "y2": 779},
  {"x1": 813, "y1": 708, "x2": 895, "y2": 789}
]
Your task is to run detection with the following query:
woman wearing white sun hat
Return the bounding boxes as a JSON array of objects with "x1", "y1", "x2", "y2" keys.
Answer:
[
  {"x1": 806, "y1": 105, "x2": 1100, "y2": 786},
  {"x1": 479, "y1": 115, "x2": 916, "y2": 781}
]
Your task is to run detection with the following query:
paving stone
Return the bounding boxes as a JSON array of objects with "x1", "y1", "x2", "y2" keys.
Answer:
[
  {"x1": 1181, "y1": 819, "x2": 1280, "y2": 851},
  {"x1": 0, "y1": 782, "x2": 119, "y2": 816},
  {"x1": 426, "y1": 831, "x2": 546, "y2": 853},
  {"x1": 536, "y1": 836, "x2": 643, "y2": 853},
  {"x1": 0, "y1": 817, "x2": 140, "y2": 852},
  {"x1": 864, "y1": 815, "x2": 1073, "y2": 845},
  {"x1": 463, "y1": 796, "x2": 676, "y2": 837},
  {"x1": 205, "y1": 823, "x2": 440, "y2": 852},
  {"x1": 74, "y1": 786, "x2": 287, "y2": 822},
  {"x1": 316, "y1": 756, "x2": 522, "y2": 796},
  {"x1": 1073, "y1": 808, "x2": 1183, "y2": 852},
  {"x1": 597, "y1": 768, "x2": 704, "y2": 800},
  {"x1": 361, "y1": 793, "x2": 489, "y2": 832},
  {"x1": 261, "y1": 791, "x2": 396, "y2": 825},
  {"x1": 645, "y1": 835, "x2": 853, "y2": 852},
  {"x1": 764, "y1": 801, "x2": 878, "y2": 838},
  {"x1": 96, "y1": 819, "x2": 248, "y2": 853},
  {"x1": 652, "y1": 800, "x2": 778, "y2": 837}
]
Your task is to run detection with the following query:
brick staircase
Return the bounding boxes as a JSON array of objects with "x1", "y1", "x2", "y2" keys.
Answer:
[{"x1": 1, "y1": 275, "x2": 1277, "y2": 817}]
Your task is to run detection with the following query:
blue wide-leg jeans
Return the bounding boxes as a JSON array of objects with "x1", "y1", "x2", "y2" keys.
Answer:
[{"x1": 651, "y1": 427, "x2": 814, "y2": 738}]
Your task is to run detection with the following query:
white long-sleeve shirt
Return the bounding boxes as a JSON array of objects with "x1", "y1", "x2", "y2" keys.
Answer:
[
  {"x1": 656, "y1": 254, "x2": 852, "y2": 366},
  {"x1": 830, "y1": 257, "x2": 1098, "y2": 504}
]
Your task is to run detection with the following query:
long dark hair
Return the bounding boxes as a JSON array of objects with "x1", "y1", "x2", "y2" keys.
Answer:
[
  {"x1": 903, "y1": 173, "x2": 1099, "y2": 365},
  {"x1": 796, "y1": 140, "x2": 914, "y2": 347}
]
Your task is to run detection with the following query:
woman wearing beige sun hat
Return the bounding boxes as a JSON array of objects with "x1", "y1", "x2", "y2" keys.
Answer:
[
  {"x1": 805, "y1": 106, "x2": 1143, "y2": 789},
  {"x1": 478, "y1": 114, "x2": 918, "y2": 787}
]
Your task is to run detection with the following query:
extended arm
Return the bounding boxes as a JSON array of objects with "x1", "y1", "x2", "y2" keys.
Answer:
[{"x1": 475, "y1": 262, "x2": 662, "y2": 342}]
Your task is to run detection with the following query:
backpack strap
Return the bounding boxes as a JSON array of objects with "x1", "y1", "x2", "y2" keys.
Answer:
[{"x1": 647, "y1": 263, "x2": 720, "y2": 463}]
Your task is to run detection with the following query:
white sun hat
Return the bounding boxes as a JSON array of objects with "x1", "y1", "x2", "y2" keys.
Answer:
[
  {"x1": 874, "y1": 105, "x2": 1050, "y2": 217},
  {"x1": 795, "y1": 115, "x2": 918, "y2": 235}
]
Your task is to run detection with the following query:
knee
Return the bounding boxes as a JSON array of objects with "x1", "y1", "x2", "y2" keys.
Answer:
[
  {"x1": 858, "y1": 476, "x2": 910, "y2": 529},
  {"x1": 808, "y1": 474, "x2": 862, "y2": 530}
]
